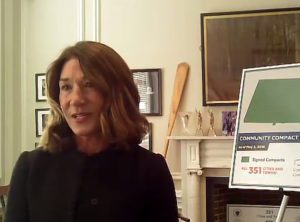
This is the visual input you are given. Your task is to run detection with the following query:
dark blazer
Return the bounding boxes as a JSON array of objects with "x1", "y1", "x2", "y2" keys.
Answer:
[{"x1": 5, "y1": 145, "x2": 179, "y2": 222}]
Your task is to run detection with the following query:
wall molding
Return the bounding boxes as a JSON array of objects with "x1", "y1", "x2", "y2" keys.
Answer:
[
  {"x1": 78, "y1": 0, "x2": 101, "y2": 41},
  {"x1": 78, "y1": 0, "x2": 85, "y2": 41},
  {"x1": 20, "y1": 0, "x2": 27, "y2": 153},
  {"x1": 94, "y1": 0, "x2": 100, "y2": 41},
  {"x1": 76, "y1": 0, "x2": 102, "y2": 41},
  {"x1": 0, "y1": 0, "x2": 3, "y2": 181}
]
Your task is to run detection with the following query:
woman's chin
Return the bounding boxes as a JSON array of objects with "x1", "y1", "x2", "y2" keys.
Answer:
[{"x1": 72, "y1": 128, "x2": 99, "y2": 138}]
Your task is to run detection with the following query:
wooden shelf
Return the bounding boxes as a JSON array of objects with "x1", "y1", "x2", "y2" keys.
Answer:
[{"x1": 167, "y1": 135, "x2": 234, "y2": 140}]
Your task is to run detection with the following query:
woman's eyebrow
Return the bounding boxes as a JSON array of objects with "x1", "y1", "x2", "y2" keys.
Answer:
[{"x1": 59, "y1": 78, "x2": 69, "y2": 82}]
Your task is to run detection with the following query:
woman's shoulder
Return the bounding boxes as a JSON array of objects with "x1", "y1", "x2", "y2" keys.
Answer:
[
  {"x1": 131, "y1": 145, "x2": 174, "y2": 187},
  {"x1": 17, "y1": 147, "x2": 48, "y2": 161},
  {"x1": 23, "y1": 147, "x2": 49, "y2": 155},
  {"x1": 10, "y1": 148, "x2": 52, "y2": 184},
  {"x1": 17, "y1": 147, "x2": 83, "y2": 166},
  {"x1": 19, "y1": 147, "x2": 56, "y2": 160},
  {"x1": 134, "y1": 145, "x2": 163, "y2": 159},
  {"x1": 131, "y1": 145, "x2": 168, "y2": 169}
]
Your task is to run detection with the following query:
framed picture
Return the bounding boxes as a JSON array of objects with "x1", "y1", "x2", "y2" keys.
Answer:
[
  {"x1": 222, "y1": 111, "x2": 237, "y2": 136},
  {"x1": 35, "y1": 108, "x2": 50, "y2": 137},
  {"x1": 139, "y1": 123, "x2": 153, "y2": 151},
  {"x1": 35, "y1": 73, "x2": 47, "y2": 101},
  {"x1": 0, "y1": 209, "x2": 3, "y2": 222},
  {"x1": 201, "y1": 8, "x2": 300, "y2": 106},
  {"x1": 132, "y1": 69, "x2": 162, "y2": 116}
]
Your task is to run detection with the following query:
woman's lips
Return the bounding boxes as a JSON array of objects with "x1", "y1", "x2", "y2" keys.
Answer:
[{"x1": 71, "y1": 113, "x2": 91, "y2": 122}]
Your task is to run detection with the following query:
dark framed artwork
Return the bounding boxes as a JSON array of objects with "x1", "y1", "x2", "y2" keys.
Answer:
[
  {"x1": 201, "y1": 7, "x2": 300, "y2": 106},
  {"x1": 222, "y1": 111, "x2": 237, "y2": 136},
  {"x1": 35, "y1": 73, "x2": 47, "y2": 101},
  {"x1": 139, "y1": 123, "x2": 153, "y2": 151},
  {"x1": 35, "y1": 108, "x2": 50, "y2": 137},
  {"x1": 132, "y1": 69, "x2": 162, "y2": 116},
  {"x1": 0, "y1": 208, "x2": 3, "y2": 222}
]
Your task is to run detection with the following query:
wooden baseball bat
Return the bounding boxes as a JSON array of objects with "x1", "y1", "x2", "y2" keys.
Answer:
[{"x1": 163, "y1": 62, "x2": 189, "y2": 158}]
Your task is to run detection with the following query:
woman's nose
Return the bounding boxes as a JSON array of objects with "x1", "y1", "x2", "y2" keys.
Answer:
[{"x1": 70, "y1": 86, "x2": 85, "y2": 105}]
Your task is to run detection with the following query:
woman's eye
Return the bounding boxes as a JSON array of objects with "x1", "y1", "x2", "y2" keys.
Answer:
[
  {"x1": 84, "y1": 80, "x2": 93, "y2": 88},
  {"x1": 60, "y1": 84, "x2": 72, "y2": 91}
]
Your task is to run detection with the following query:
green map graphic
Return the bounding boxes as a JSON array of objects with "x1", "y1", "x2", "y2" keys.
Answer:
[{"x1": 244, "y1": 78, "x2": 300, "y2": 123}]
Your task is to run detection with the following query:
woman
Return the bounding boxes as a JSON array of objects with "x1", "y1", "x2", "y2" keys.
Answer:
[{"x1": 5, "y1": 41, "x2": 179, "y2": 222}]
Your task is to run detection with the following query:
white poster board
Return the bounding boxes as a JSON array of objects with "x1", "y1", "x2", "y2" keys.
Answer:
[
  {"x1": 227, "y1": 204, "x2": 300, "y2": 222},
  {"x1": 229, "y1": 63, "x2": 300, "y2": 191}
]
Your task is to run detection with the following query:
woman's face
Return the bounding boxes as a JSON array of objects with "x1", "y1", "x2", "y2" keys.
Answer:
[{"x1": 59, "y1": 58, "x2": 104, "y2": 138}]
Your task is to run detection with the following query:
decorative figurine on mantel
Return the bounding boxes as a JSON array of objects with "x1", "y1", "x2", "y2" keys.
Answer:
[
  {"x1": 207, "y1": 108, "x2": 217, "y2": 136},
  {"x1": 195, "y1": 109, "x2": 204, "y2": 136},
  {"x1": 178, "y1": 111, "x2": 192, "y2": 135}
]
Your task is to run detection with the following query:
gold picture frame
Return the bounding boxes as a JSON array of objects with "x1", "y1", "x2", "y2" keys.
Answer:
[{"x1": 201, "y1": 7, "x2": 300, "y2": 106}]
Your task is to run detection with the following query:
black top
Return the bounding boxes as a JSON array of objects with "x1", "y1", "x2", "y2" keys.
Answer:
[
  {"x1": 5, "y1": 145, "x2": 179, "y2": 222},
  {"x1": 75, "y1": 148, "x2": 148, "y2": 222}
]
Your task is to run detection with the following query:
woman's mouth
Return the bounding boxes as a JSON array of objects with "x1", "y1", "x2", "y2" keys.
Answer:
[{"x1": 71, "y1": 113, "x2": 91, "y2": 121}]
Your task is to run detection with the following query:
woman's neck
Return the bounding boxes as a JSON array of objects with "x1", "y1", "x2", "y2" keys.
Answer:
[{"x1": 75, "y1": 135, "x2": 108, "y2": 155}]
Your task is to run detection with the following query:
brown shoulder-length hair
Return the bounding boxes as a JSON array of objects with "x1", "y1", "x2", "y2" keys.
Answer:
[{"x1": 40, "y1": 41, "x2": 149, "y2": 152}]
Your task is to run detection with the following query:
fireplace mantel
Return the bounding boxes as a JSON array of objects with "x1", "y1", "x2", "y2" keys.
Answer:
[{"x1": 168, "y1": 136, "x2": 234, "y2": 222}]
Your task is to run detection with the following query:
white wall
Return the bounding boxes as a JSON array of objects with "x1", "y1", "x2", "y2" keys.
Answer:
[
  {"x1": 20, "y1": 0, "x2": 80, "y2": 156},
  {"x1": 100, "y1": 0, "x2": 300, "y2": 170},
  {"x1": 1, "y1": 0, "x2": 22, "y2": 184},
  {"x1": 1, "y1": 0, "x2": 101, "y2": 184},
  {"x1": 1, "y1": 0, "x2": 300, "y2": 183},
  {"x1": 20, "y1": 0, "x2": 101, "y2": 158}
]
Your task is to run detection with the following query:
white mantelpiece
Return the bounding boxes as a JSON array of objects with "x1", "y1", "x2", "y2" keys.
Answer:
[{"x1": 169, "y1": 136, "x2": 234, "y2": 222}]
